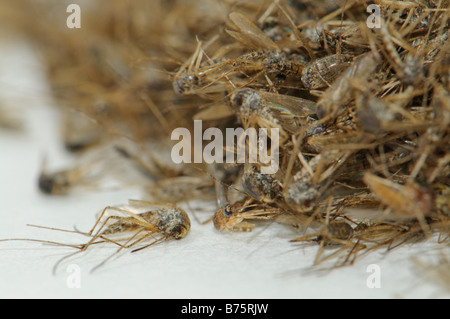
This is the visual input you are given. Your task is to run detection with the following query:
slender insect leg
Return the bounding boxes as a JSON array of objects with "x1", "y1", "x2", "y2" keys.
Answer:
[
  {"x1": 313, "y1": 240, "x2": 326, "y2": 265},
  {"x1": 90, "y1": 229, "x2": 153, "y2": 273},
  {"x1": 131, "y1": 236, "x2": 167, "y2": 253}
]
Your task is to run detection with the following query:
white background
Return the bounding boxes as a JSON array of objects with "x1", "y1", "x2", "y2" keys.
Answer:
[{"x1": 0, "y1": 36, "x2": 449, "y2": 299}]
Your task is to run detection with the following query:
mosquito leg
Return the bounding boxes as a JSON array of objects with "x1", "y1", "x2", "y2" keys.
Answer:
[
  {"x1": 90, "y1": 230, "x2": 150, "y2": 273},
  {"x1": 131, "y1": 236, "x2": 167, "y2": 253},
  {"x1": 86, "y1": 206, "x2": 114, "y2": 236},
  {"x1": 313, "y1": 240, "x2": 325, "y2": 265},
  {"x1": 0, "y1": 238, "x2": 82, "y2": 249}
]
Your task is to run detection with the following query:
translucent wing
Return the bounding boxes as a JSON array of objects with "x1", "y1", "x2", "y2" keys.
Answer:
[
  {"x1": 261, "y1": 91, "x2": 316, "y2": 118},
  {"x1": 260, "y1": 91, "x2": 316, "y2": 133},
  {"x1": 227, "y1": 12, "x2": 279, "y2": 51}
]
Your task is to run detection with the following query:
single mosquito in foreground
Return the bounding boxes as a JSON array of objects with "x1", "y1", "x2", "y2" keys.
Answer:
[{"x1": 0, "y1": 200, "x2": 191, "y2": 273}]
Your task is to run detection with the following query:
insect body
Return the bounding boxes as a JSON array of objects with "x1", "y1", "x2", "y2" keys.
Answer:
[
  {"x1": 363, "y1": 173, "x2": 435, "y2": 217},
  {"x1": 37, "y1": 144, "x2": 129, "y2": 195},
  {"x1": 1, "y1": 201, "x2": 191, "y2": 273},
  {"x1": 99, "y1": 201, "x2": 191, "y2": 240},
  {"x1": 213, "y1": 198, "x2": 282, "y2": 233},
  {"x1": 379, "y1": 22, "x2": 424, "y2": 86},
  {"x1": 301, "y1": 53, "x2": 352, "y2": 90},
  {"x1": 38, "y1": 163, "x2": 92, "y2": 195},
  {"x1": 284, "y1": 153, "x2": 327, "y2": 212},
  {"x1": 315, "y1": 52, "x2": 379, "y2": 121},
  {"x1": 229, "y1": 88, "x2": 315, "y2": 139},
  {"x1": 242, "y1": 164, "x2": 283, "y2": 203},
  {"x1": 290, "y1": 221, "x2": 357, "y2": 265},
  {"x1": 81, "y1": 201, "x2": 190, "y2": 271},
  {"x1": 321, "y1": 221, "x2": 354, "y2": 243}
]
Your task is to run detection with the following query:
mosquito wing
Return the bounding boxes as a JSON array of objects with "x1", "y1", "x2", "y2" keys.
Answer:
[
  {"x1": 260, "y1": 91, "x2": 316, "y2": 132},
  {"x1": 227, "y1": 12, "x2": 279, "y2": 51}
]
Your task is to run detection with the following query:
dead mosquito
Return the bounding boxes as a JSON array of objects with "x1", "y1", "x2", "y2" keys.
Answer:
[
  {"x1": 228, "y1": 87, "x2": 315, "y2": 141},
  {"x1": 315, "y1": 51, "x2": 380, "y2": 121},
  {"x1": 0, "y1": 200, "x2": 191, "y2": 273}
]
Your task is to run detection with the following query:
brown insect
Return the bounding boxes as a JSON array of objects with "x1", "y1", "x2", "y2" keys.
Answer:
[
  {"x1": 363, "y1": 173, "x2": 435, "y2": 218},
  {"x1": 228, "y1": 87, "x2": 315, "y2": 141},
  {"x1": 172, "y1": 41, "x2": 209, "y2": 96},
  {"x1": 302, "y1": 118, "x2": 363, "y2": 153},
  {"x1": 284, "y1": 150, "x2": 354, "y2": 212},
  {"x1": 38, "y1": 144, "x2": 125, "y2": 195},
  {"x1": 213, "y1": 198, "x2": 282, "y2": 233},
  {"x1": 290, "y1": 220, "x2": 357, "y2": 265},
  {"x1": 363, "y1": 172, "x2": 437, "y2": 238},
  {"x1": 212, "y1": 190, "x2": 310, "y2": 233},
  {"x1": 97, "y1": 201, "x2": 191, "y2": 241},
  {"x1": 379, "y1": 21, "x2": 425, "y2": 86},
  {"x1": 242, "y1": 164, "x2": 284, "y2": 204},
  {"x1": 301, "y1": 53, "x2": 352, "y2": 90},
  {"x1": 315, "y1": 52, "x2": 380, "y2": 121},
  {"x1": 211, "y1": 173, "x2": 291, "y2": 233},
  {"x1": 1, "y1": 200, "x2": 191, "y2": 273},
  {"x1": 38, "y1": 160, "x2": 95, "y2": 196}
]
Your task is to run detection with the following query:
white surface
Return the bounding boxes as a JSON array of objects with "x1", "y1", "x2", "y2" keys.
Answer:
[{"x1": 0, "y1": 39, "x2": 449, "y2": 299}]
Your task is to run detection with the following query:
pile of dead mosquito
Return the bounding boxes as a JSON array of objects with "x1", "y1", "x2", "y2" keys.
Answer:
[{"x1": 5, "y1": 0, "x2": 449, "y2": 267}]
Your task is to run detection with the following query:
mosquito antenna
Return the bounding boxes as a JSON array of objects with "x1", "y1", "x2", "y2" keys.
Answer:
[
  {"x1": 27, "y1": 224, "x2": 91, "y2": 237},
  {"x1": 90, "y1": 229, "x2": 152, "y2": 273},
  {"x1": 0, "y1": 238, "x2": 82, "y2": 249},
  {"x1": 131, "y1": 235, "x2": 166, "y2": 254}
]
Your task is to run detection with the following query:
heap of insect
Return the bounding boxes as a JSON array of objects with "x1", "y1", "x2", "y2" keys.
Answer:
[{"x1": 2, "y1": 0, "x2": 449, "y2": 276}]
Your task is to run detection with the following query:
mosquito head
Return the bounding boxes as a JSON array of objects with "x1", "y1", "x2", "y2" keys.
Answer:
[
  {"x1": 213, "y1": 204, "x2": 242, "y2": 232},
  {"x1": 38, "y1": 172, "x2": 70, "y2": 195},
  {"x1": 167, "y1": 224, "x2": 190, "y2": 240}
]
